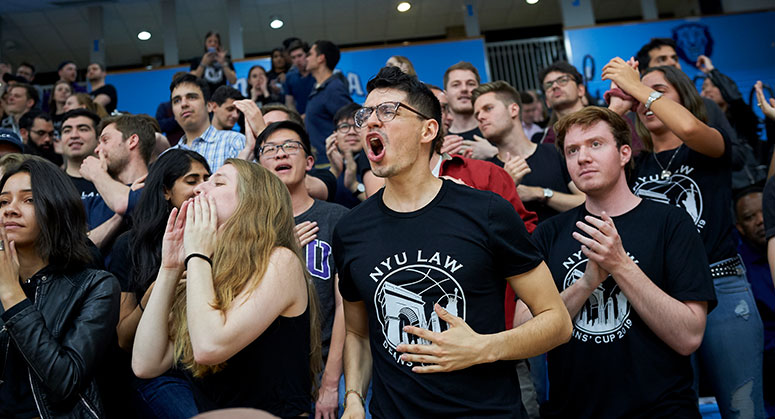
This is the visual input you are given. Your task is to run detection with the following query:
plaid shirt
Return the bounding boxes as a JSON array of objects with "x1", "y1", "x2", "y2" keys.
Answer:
[{"x1": 170, "y1": 125, "x2": 246, "y2": 171}]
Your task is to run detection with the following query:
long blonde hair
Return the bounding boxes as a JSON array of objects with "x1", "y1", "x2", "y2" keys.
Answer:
[{"x1": 170, "y1": 159, "x2": 322, "y2": 384}]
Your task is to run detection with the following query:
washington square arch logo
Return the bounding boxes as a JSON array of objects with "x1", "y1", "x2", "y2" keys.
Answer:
[
  {"x1": 561, "y1": 251, "x2": 636, "y2": 344},
  {"x1": 369, "y1": 250, "x2": 466, "y2": 366}
]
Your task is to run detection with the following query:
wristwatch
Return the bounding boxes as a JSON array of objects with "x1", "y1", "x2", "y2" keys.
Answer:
[
  {"x1": 543, "y1": 188, "x2": 554, "y2": 202},
  {"x1": 644, "y1": 91, "x2": 663, "y2": 110},
  {"x1": 353, "y1": 182, "x2": 365, "y2": 197}
]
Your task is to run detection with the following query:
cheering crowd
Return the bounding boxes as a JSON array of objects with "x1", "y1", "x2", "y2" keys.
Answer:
[{"x1": 0, "y1": 31, "x2": 774, "y2": 419}]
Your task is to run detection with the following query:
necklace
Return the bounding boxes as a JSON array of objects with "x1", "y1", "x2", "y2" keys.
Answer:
[{"x1": 653, "y1": 145, "x2": 683, "y2": 180}]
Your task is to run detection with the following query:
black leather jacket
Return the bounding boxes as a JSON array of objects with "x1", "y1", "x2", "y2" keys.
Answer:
[{"x1": 0, "y1": 267, "x2": 120, "y2": 418}]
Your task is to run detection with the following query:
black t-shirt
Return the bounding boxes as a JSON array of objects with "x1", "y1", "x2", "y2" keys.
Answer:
[
  {"x1": 190, "y1": 57, "x2": 236, "y2": 96},
  {"x1": 488, "y1": 143, "x2": 572, "y2": 223},
  {"x1": 449, "y1": 126, "x2": 483, "y2": 141},
  {"x1": 333, "y1": 180, "x2": 542, "y2": 418},
  {"x1": 295, "y1": 200, "x2": 349, "y2": 359},
  {"x1": 91, "y1": 84, "x2": 118, "y2": 113},
  {"x1": 765, "y1": 177, "x2": 775, "y2": 241},
  {"x1": 69, "y1": 175, "x2": 99, "y2": 199},
  {"x1": 532, "y1": 200, "x2": 715, "y2": 419},
  {"x1": 107, "y1": 231, "x2": 132, "y2": 293},
  {"x1": 632, "y1": 129, "x2": 736, "y2": 264}
]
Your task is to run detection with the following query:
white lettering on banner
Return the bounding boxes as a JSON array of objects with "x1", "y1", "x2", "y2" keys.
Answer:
[{"x1": 348, "y1": 72, "x2": 364, "y2": 97}]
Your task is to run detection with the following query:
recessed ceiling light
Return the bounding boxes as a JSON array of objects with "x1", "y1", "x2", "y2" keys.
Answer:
[
  {"x1": 137, "y1": 31, "x2": 151, "y2": 41},
  {"x1": 397, "y1": 2, "x2": 411, "y2": 12},
  {"x1": 270, "y1": 17, "x2": 284, "y2": 29},
  {"x1": 526, "y1": 0, "x2": 539, "y2": 4}
]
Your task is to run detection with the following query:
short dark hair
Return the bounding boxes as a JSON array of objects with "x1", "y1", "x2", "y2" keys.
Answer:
[
  {"x1": 11, "y1": 83, "x2": 39, "y2": 107},
  {"x1": 98, "y1": 114, "x2": 157, "y2": 164},
  {"x1": 209, "y1": 86, "x2": 243, "y2": 106},
  {"x1": 733, "y1": 185, "x2": 764, "y2": 220},
  {"x1": 260, "y1": 104, "x2": 304, "y2": 126},
  {"x1": 538, "y1": 61, "x2": 583, "y2": 91},
  {"x1": 19, "y1": 110, "x2": 51, "y2": 131},
  {"x1": 312, "y1": 40, "x2": 341, "y2": 70},
  {"x1": 554, "y1": 106, "x2": 633, "y2": 177},
  {"x1": 287, "y1": 40, "x2": 309, "y2": 54},
  {"x1": 282, "y1": 37, "x2": 302, "y2": 51},
  {"x1": 443, "y1": 62, "x2": 481, "y2": 90},
  {"x1": 0, "y1": 157, "x2": 94, "y2": 271},
  {"x1": 366, "y1": 66, "x2": 442, "y2": 155},
  {"x1": 334, "y1": 103, "x2": 361, "y2": 125},
  {"x1": 89, "y1": 62, "x2": 105, "y2": 72},
  {"x1": 636, "y1": 38, "x2": 678, "y2": 73},
  {"x1": 170, "y1": 74, "x2": 210, "y2": 102},
  {"x1": 520, "y1": 91, "x2": 536, "y2": 104},
  {"x1": 256, "y1": 120, "x2": 312, "y2": 158},
  {"x1": 18, "y1": 62, "x2": 35, "y2": 74},
  {"x1": 57, "y1": 60, "x2": 75, "y2": 71},
  {"x1": 62, "y1": 109, "x2": 101, "y2": 131}
]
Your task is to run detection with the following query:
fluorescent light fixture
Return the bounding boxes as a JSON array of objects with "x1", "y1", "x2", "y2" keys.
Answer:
[
  {"x1": 270, "y1": 17, "x2": 284, "y2": 29},
  {"x1": 526, "y1": 0, "x2": 539, "y2": 4},
  {"x1": 137, "y1": 31, "x2": 151, "y2": 41},
  {"x1": 397, "y1": 2, "x2": 411, "y2": 12}
]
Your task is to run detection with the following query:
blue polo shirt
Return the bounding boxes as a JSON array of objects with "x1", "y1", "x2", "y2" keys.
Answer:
[
  {"x1": 169, "y1": 125, "x2": 246, "y2": 172},
  {"x1": 305, "y1": 74, "x2": 352, "y2": 165},
  {"x1": 284, "y1": 69, "x2": 315, "y2": 114}
]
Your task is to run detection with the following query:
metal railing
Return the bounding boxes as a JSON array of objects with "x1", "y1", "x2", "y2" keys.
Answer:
[{"x1": 485, "y1": 36, "x2": 567, "y2": 91}]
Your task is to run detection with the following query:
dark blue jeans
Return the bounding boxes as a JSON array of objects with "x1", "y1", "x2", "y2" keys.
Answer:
[{"x1": 131, "y1": 373, "x2": 199, "y2": 419}]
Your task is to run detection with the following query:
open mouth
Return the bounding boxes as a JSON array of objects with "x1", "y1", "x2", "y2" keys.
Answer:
[
  {"x1": 275, "y1": 163, "x2": 292, "y2": 173},
  {"x1": 366, "y1": 132, "x2": 385, "y2": 162},
  {"x1": 645, "y1": 110, "x2": 654, "y2": 117}
]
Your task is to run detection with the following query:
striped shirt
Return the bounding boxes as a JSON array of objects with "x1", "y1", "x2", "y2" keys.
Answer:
[{"x1": 170, "y1": 125, "x2": 246, "y2": 171}]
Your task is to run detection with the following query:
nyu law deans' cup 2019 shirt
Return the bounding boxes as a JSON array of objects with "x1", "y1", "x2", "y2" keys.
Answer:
[
  {"x1": 333, "y1": 180, "x2": 542, "y2": 418},
  {"x1": 532, "y1": 200, "x2": 716, "y2": 419}
]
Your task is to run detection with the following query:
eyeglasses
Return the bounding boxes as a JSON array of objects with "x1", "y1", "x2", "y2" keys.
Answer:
[
  {"x1": 354, "y1": 101, "x2": 432, "y2": 128},
  {"x1": 258, "y1": 140, "x2": 305, "y2": 158},
  {"x1": 543, "y1": 75, "x2": 573, "y2": 91},
  {"x1": 336, "y1": 123, "x2": 360, "y2": 134},
  {"x1": 32, "y1": 130, "x2": 55, "y2": 138}
]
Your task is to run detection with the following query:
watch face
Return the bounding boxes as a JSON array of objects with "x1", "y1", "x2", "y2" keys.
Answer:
[
  {"x1": 543, "y1": 188, "x2": 553, "y2": 199},
  {"x1": 357, "y1": 183, "x2": 365, "y2": 193}
]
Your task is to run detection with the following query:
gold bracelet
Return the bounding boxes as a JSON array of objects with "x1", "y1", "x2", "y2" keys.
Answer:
[{"x1": 343, "y1": 389, "x2": 365, "y2": 409}]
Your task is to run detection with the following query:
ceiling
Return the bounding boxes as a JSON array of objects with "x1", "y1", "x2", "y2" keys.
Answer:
[{"x1": 0, "y1": 0, "x2": 735, "y2": 74}]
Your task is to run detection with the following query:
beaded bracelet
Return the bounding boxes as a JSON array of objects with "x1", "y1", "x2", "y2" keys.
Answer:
[
  {"x1": 185, "y1": 253, "x2": 213, "y2": 268},
  {"x1": 343, "y1": 389, "x2": 365, "y2": 409}
]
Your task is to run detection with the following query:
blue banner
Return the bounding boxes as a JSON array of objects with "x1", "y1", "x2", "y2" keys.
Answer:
[
  {"x1": 564, "y1": 11, "x2": 775, "y2": 122},
  {"x1": 106, "y1": 38, "x2": 489, "y2": 117}
]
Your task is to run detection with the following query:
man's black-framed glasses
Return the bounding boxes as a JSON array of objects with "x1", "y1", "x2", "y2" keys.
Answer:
[
  {"x1": 336, "y1": 122, "x2": 361, "y2": 134},
  {"x1": 258, "y1": 140, "x2": 305, "y2": 158},
  {"x1": 354, "y1": 101, "x2": 432, "y2": 128}
]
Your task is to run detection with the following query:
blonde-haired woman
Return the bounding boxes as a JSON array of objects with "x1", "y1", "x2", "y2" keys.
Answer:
[{"x1": 133, "y1": 159, "x2": 320, "y2": 416}]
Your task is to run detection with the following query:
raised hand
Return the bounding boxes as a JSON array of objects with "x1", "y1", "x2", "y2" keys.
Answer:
[
  {"x1": 325, "y1": 133, "x2": 343, "y2": 176},
  {"x1": 602, "y1": 57, "x2": 642, "y2": 96},
  {"x1": 695, "y1": 55, "x2": 714, "y2": 74},
  {"x1": 160, "y1": 202, "x2": 189, "y2": 272},
  {"x1": 755, "y1": 81, "x2": 775, "y2": 121},
  {"x1": 183, "y1": 195, "x2": 217, "y2": 258}
]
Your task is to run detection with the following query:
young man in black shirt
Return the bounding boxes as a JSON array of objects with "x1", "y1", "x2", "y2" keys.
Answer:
[
  {"x1": 333, "y1": 66, "x2": 571, "y2": 418},
  {"x1": 473, "y1": 80, "x2": 585, "y2": 223},
  {"x1": 521, "y1": 107, "x2": 715, "y2": 418}
]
